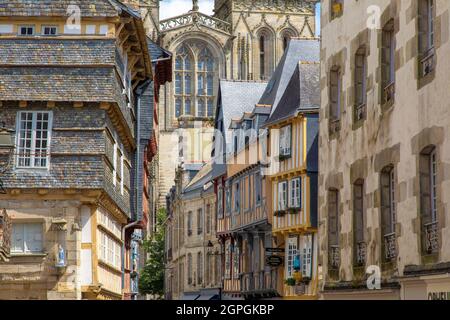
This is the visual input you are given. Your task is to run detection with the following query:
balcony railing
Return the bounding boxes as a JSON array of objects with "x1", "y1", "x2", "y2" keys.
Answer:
[
  {"x1": 356, "y1": 241, "x2": 366, "y2": 266},
  {"x1": 354, "y1": 103, "x2": 366, "y2": 122},
  {"x1": 420, "y1": 48, "x2": 435, "y2": 77},
  {"x1": 424, "y1": 221, "x2": 439, "y2": 254},
  {"x1": 384, "y1": 82, "x2": 395, "y2": 104},
  {"x1": 159, "y1": 12, "x2": 231, "y2": 34},
  {"x1": 240, "y1": 270, "x2": 277, "y2": 294},
  {"x1": 329, "y1": 119, "x2": 341, "y2": 135},
  {"x1": 329, "y1": 245, "x2": 340, "y2": 269},
  {"x1": 384, "y1": 232, "x2": 396, "y2": 261}
]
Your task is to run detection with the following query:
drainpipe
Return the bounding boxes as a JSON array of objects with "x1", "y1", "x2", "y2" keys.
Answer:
[{"x1": 121, "y1": 79, "x2": 152, "y2": 298}]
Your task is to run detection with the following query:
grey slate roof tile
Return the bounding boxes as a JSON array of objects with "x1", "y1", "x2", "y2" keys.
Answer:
[
  {"x1": 266, "y1": 62, "x2": 320, "y2": 126},
  {"x1": 0, "y1": 0, "x2": 118, "y2": 17},
  {"x1": 258, "y1": 38, "x2": 320, "y2": 116},
  {"x1": 0, "y1": 66, "x2": 117, "y2": 102},
  {"x1": 0, "y1": 39, "x2": 116, "y2": 66}
]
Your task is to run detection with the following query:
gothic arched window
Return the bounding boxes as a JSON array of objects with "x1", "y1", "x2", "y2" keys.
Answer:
[
  {"x1": 174, "y1": 43, "x2": 217, "y2": 119},
  {"x1": 197, "y1": 47, "x2": 215, "y2": 117},
  {"x1": 281, "y1": 29, "x2": 296, "y2": 51},
  {"x1": 259, "y1": 35, "x2": 266, "y2": 80},
  {"x1": 175, "y1": 46, "x2": 194, "y2": 116},
  {"x1": 257, "y1": 28, "x2": 274, "y2": 80}
]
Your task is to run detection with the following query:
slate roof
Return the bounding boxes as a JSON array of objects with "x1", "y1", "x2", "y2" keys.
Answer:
[
  {"x1": 0, "y1": 0, "x2": 118, "y2": 17},
  {"x1": 0, "y1": 67, "x2": 118, "y2": 102},
  {"x1": 258, "y1": 38, "x2": 320, "y2": 115},
  {"x1": 184, "y1": 161, "x2": 213, "y2": 194},
  {"x1": 265, "y1": 61, "x2": 320, "y2": 126},
  {"x1": 211, "y1": 80, "x2": 267, "y2": 179},
  {"x1": 0, "y1": 39, "x2": 116, "y2": 66},
  {"x1": 218, "y1": 80, "x2": 268, "y2": 145}
]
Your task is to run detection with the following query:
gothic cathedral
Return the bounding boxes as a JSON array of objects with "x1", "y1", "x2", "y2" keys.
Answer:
[{"x1": 137, "y1": 0, "x2": 317, "y2": 204}]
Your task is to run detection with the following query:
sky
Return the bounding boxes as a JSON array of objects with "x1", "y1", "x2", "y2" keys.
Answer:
[{"x1": 160, "y1": 0, "x2": 321, "y2": 36}]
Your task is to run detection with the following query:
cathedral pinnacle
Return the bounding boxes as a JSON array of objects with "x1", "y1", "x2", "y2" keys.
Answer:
[{"x1": 192, "y1": 0, "x2": 199, "y2": 12}]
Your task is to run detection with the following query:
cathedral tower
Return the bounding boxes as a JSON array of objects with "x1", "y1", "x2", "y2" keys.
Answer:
[{"x1": 139, "y1": 0, "x2": 317, "y2": 205}]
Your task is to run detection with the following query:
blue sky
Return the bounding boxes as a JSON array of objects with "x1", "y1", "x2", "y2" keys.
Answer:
[{"x1": 161, "y1": 0, "x2": 321, "y2": 36}]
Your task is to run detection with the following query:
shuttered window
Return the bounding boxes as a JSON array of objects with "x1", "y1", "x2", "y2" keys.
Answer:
[
  {"x1": 328, "y1": 189, "x2": 339, "y2": 247},
  {"x1": 419, "y1": 0, "x2": 435, "y2": 54},
  {"x1": 329, "y1": 68, "x2": 341, "y2": 120},
  {"x1": 353, "y1": 180, "x2": 365, "y2": 243},
  {"x1": 12, "y1": 223, "x2": 43, "y2": 254},
  {"x1": 380, "y1": 167, "x2": 396, "y2": 235},
  {"x1": 354, "y1": 47, "x2": 367, "y2": 121},
  {"x1": 381, "y1": 20, "x2": 395, "y2": 102}
]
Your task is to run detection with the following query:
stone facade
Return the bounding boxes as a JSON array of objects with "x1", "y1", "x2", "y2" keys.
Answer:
[{"x1": 319, "y1": 0, "x2": 450, "y2": 299}]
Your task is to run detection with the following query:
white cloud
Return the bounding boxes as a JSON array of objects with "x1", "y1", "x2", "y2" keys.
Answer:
[{"x1": 160, "y1": 0, "x2": 214, "y2": 20}]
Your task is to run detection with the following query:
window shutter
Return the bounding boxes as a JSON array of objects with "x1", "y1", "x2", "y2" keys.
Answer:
[
  {"x1": 330, "y1": 70, "x2": 339, "y2": 119},
  {"x1": 419, "y1": 153, "x2": 432, "y2": 224},
  {"x1": 354, "y1": 183, "x2": 364, "y2": 243},
  {"x1": 328, "y1": 191, "x2": 338, "y2": 246},
  {"x1": 297, "y1": 178, "x2": 302, "y2": 209},
  {"x1": 380, "y1": 171, "x2": 392, "y2": 235}
]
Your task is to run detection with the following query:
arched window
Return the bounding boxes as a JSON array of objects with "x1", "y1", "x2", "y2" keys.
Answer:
[
  {"x1": 281, "y1": 29, "x2": 296, "y2": 51},
  {"x1": 259, "y1": 35, "x2": 266, "y2": 80},
  {"x1": 258, "y1": 29, "x2": 274, "y2": 80},
  {"x1": 174, "y1": 46, "x2": 194, "y2": 117},
  {"x1": 197, "y1": 47, "x2": 215, "y2": 117},
  {"x1": 174, "y1": 43, "x2": 217, "y2": 119}
]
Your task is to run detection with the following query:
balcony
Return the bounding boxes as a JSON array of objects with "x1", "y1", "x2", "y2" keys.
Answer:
[
  {"x1": 354, "y1": 103, "x2": 366, "y2": 122},
  {"x1": 240, "y1": 270, "x2": 278, "y2": 299},
  {"x1": 384, "y1": 232, "x2": 396, "y2": 261},
  {"x1": 329, "y1": 245, "x2": 340, "y2": 269},
  {"x1": 424, "y1": 221, "x2": 439, "y2": 254},
  {"x1": 355, "y1": 241, "x2": 366, "y2": 266},
  {"x1": 420, "y1": 48, "x2": 435, "y2": 77},
  {"x1": 329, "y1": 119, "x2": 340, "y2": 135}
]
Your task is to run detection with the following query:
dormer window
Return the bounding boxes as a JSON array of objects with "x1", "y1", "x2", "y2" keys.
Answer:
[
  {"x1": 19, "y1": 25, "x2": 34, "y2": 36},
  {"x1": 42, "y1": 26, "x2": 58, "y2": 36}
]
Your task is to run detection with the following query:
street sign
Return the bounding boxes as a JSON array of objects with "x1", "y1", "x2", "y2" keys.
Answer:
[
  {"x1": 265, "y1": 248, "x2": 285, "y2": 253},
  {"x1": 265, "y1": 255, "x2": 283, "y2": 267}
]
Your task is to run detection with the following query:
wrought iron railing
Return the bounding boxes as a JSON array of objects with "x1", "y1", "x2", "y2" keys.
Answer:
[
  {"x1": 356, "y1": 241, "x2": 366, "y2": 266},
  {"x1": 355, "y1": 103, "x2": 366, "y2": 122},
  {"x1": 159, "y1": 12, "x2": 231, "y2": 34},
  {"x1": 329, "y1": 245, "x2": 340, "y2": 269},
  {"x1": 384, "y1": 232, "x2": 396, "y2": 260},
  {"x1": 424, "y1": 221, "x2": 439, "y2": 254},
  {"x1": 329, "y1": 118, "x2": 341, "y2": 134},
  {"x1": 420, "y1": 48, "x2": 435, "y2": 77},
  {"x1": 384, "y1": 82, "x2": 395, "y2": 103}
]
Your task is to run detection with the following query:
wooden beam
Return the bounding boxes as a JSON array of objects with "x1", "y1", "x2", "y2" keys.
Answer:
[{"x1": 19, "y1": 101, "x2": 27, "y2": 108}]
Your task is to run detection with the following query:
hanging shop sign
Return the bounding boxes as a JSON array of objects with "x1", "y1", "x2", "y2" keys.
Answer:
[{"x1": 265, "y1": 255, "x2": 283, "y2": 267}]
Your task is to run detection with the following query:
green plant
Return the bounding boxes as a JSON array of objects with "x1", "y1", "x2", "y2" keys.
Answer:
[
  {"x1": 139, "y1": 208, "x2": 166, "y2": 298},
  {"x1": 285, "y1": 277, "x2": 296, "y2": 286},
  {"x1": 274, "y1": 210, "x2": 286, "y2": 217}
]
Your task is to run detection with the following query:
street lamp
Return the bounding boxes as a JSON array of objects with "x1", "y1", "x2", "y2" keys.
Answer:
[{"x1": 0, "y1": 124, "x2": 15, "y2": 194}]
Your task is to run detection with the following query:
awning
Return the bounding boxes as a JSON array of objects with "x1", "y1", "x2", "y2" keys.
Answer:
[
  {"x1": 196, "y1": 294, "x2": 220, "y2": 300},
  {"x1": 181, "y1": 293, "x2": 200, "y2": 300}
]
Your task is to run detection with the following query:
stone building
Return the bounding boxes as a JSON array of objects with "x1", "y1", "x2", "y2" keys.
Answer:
[
  {"x1": 135, "y1": 0, "x2": 318, "y2": 206},
  {"x1": 164, "y1": 162, "x2": 221, "y2": 300},
  {"x1": 319, "y1": 0, "x2": 450, "y2": 299},
  {"x1": 0, "y1": 0, "x2": 155, "y2": 299}
]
